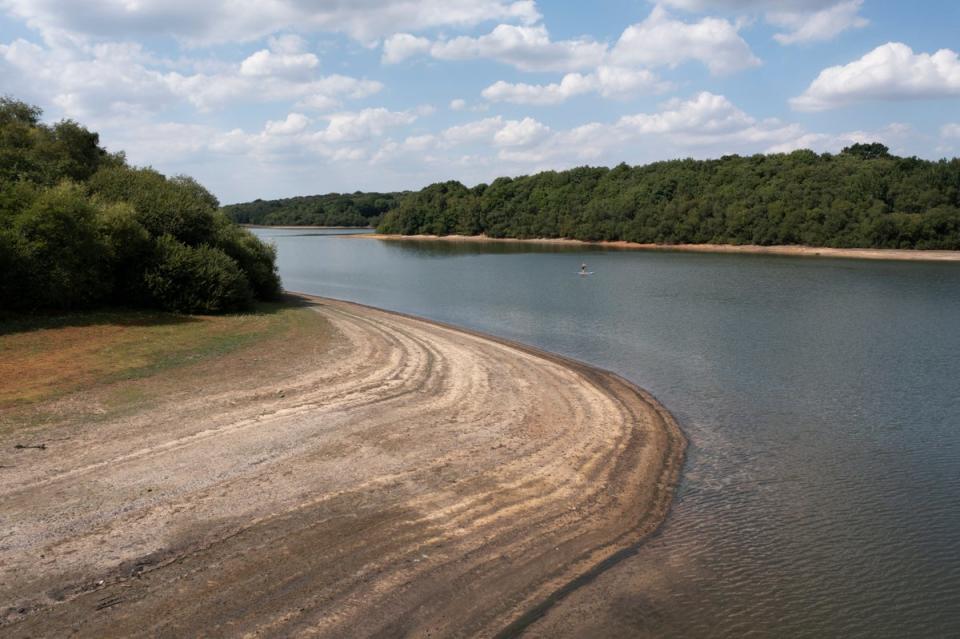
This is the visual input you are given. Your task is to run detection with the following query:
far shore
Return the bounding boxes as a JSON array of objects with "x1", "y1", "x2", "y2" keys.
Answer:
[{"x1": 349, "y1": 233, "x2": 960, "y2": 262}]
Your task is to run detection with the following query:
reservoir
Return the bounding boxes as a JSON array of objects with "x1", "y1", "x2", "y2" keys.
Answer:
[{"x1": 253, "y1": 228, "x2": 960, "y2": 638}]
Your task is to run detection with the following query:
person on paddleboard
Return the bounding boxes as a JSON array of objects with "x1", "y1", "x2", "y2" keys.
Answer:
[{"x1": 580, "y1": 263, "x2": 588, "y2": 275}]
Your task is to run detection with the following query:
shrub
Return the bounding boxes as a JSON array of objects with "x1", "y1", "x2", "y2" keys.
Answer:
[
  {"x1": 213, "y1": 214, "x2": 281, "y2": 300},
  {"x1": 89, "y1": 167, "x2": 217, "y2": 246},
  {"x1": 144, "y1": 235, "x2": 253, "y2": 314},
  {"x1": 97, "y1": 201, "x2": 154, "y2": 304},
  {"x1": 13, "y1": 182, "x2": 110, "y2": 309}
]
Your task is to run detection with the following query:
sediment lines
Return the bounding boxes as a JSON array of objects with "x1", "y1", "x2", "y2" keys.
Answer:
[{"x1": 0, "y1": 297, "x2": 685, "y2": 638}]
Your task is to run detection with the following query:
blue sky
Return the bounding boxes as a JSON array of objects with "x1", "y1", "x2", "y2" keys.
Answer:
[{"x1": 2, "y1": 1, "x2": 959, "y2": 203}]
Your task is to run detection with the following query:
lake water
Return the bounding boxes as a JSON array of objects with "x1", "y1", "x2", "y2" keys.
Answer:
[{"x1": 254, "y1": 229, "x2": 960, "y2": 638}]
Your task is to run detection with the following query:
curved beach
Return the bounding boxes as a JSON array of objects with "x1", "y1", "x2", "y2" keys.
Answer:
[{"x1": 0, "y1": 296, "x2": 685, "y2": 638}]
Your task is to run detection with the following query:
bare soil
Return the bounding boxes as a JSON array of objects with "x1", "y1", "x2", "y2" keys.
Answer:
[{"x1": 0, "y1": 295, "x2": 684, "y2": 638}]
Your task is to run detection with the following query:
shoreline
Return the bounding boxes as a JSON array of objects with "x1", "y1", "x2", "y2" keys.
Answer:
[
  {"x1": 3, "y1": 294, "x2": 685, "y2": 638},
  {"x1": 351, "y1": 232, "x2": 960, "y2": 262}
]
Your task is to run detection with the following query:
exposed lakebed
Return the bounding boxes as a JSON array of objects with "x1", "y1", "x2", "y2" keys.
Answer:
[{"x1": 256, "y1": 228, "x2": 960, "y2": 638}]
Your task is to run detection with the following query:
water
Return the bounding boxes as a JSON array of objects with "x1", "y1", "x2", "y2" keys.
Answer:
[{"x1": 254, "y1": 229, "x2": 960, "y2": 638}]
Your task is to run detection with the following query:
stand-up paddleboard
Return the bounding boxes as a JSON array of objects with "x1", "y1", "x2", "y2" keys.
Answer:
[{"x1": 578, "y1": 271, "x2": 595, "y2": 276}]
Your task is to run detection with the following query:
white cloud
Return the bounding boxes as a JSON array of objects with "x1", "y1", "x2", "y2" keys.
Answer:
[
  {"x1": 792, "y1": 43, "x2": 960, "y2": 111},
  {"x1": 766, "y1": 122, "x2": 911, "y2": 154},
  {"x1": 610, "y1": 6, "x2": 760, "y2": 75},
  {"x1": 769, "y1": 1, "x2": 867, "y2": 45},
  {"x1": 441, "y1": 117, "x2": 506, "y2": 145},
  {"x1": 482, "y1": 66, "x2": 666, "y2": 105},
  {"x1": 661, "y1": 0, "x2": 840, "y2": 11},
  {"x1": 264, "y1": 113, "x2": 310, "y2": 135},
  {"x1": 388, "y1": 7, "x2": 758, "y2": 77},
  {"x1": 1, "y1": 0, "x2": 541, "y2": 44},
  {"x1": 942, "y1": 124, "x2": 960, "y2": 139},
  {"x1": 0, "y1": 35, "x2": 381, "y2": 117},
  {"x1": 320, "y1": 108, "x2": 418, "y2": 143},
  {"x1": 618, "y1": 91, "x2": 755, "y2": 135},
  {"x1": 239, "y1": 49, "x2": 319, "y2": 77},
  {"x1": 449, "y1": 98, "x2": 467, "y2": 111},
  {"x1": 382, "y1": 34, "x2": 431, "y2": 64},
  {"x1": 493, "y1": 117, "x2": 550, "y2": 146},
  {"x1": 660, "y1": 0, "x2": 867, "y2": 45},
  {"x1": 430, "y1": 92, "x2": 808, "y2": 168},
  {"x1": 429, "y1": 24, "x2": 607, "y2": 72}
]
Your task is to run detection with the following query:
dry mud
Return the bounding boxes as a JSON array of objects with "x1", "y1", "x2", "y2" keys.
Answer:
[{"x1": 0, "y1": 296, "x2": 684, "y2": 638}]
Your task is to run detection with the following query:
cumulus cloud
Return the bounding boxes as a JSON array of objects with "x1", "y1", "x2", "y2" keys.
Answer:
[
  {"x1": 320, "y1": 108, "x2": 418, "y2": 143},
  {"x1": 610, "y1": 6, "x2": 760, "y2": 75},
  {"x1": 441, "y1": 117, "x2": 507, "y2": 145},
  {"x1": 482, "y1": 66, "x2": 667, "y2": 105},
  {"x1": 449, "y1": 98, "x2": 468, "y2": 111},
  {"x1": 264, "y1": 113, "x2": 310, "y2": 135},
  {"x1": 1, "y1": 0, "x2": 541, "y2": 44},
  {"x1": 429, "y1": 24, "x2": 607, "y2": 72},
  {"x1": 660, "y1": 0, "x2": 867, "y2": 45},
  {"x1": 422, "y1": 92, "x2": 809, "y2": 168},
  {"x1": 791, "y1": 43, "x2": 960, "y2": 111},
  {"x1": 382, "y1": 34, "x2": 431, "y2": 64},
  {"x1": 493, "y1": 117, "x2": 550, "y2": 146},
  {"x1": 239, "y1": 49, "x2": 319, "y2": 77},
  {"x1": 0, "y1": 35, "x2": 381, "y2": 117},
  {"x1": 769, "y1": 1, "x2": 867, "y2": 44},
  {"x1": 941, "y1": 124, "x2": 960, "y2": 139}
]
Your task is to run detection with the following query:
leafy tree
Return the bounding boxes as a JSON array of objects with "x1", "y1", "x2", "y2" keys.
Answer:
[
  {"x1": 842, "y1": 143, "x2": 891, "y2": 160},
  {"x1": 0, "y1": 97, "x2": 282, "y2": 314},
  {"x1": 144, "y1": 235, "x2": 253, "y2": 314},
  {"x1": 12, "y1": 182, "x2": 110, "y2": 309}
]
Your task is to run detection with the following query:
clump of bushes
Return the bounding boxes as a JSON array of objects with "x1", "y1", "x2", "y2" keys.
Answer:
[{"x1": 0, "y1": 97, "x2": 281, "y2": 314}]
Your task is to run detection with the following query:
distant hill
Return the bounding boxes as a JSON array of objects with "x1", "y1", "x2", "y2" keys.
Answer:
[
  {"x1": 222, "y1": 192, "x2": 406, "y2": 227},
  {"x1": 375, "y1": 144, "x2": 960, "y2": 250}
]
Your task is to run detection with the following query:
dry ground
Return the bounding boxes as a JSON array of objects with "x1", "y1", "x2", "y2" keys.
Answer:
[{"x1": 0, "y1": 295, "x2": 684, "y2": 638}]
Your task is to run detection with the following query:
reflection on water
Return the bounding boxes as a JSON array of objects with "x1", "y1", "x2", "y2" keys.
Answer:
[
  {"x1": 255, "y1": 229, "x2": 960, "y2": 638},
  {"x1": 381, "y1": 238, "x2": 600, "y2": 257}
]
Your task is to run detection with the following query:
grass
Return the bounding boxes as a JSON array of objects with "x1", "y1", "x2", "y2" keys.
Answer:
[{"x1": 0, "y1": 298, "x2": 317, "y2": 409}]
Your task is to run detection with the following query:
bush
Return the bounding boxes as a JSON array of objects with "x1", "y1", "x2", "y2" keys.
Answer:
[
  {"x1": 13, "y1": 182, "x2": 110, "y2": 309},
  {"x1": 97, "y1": 201, "x2": 154, "y2": 304},
  {"x1": 0, "y1": 227, "x2": 33, "y2": 311},
  {"x1": 213, "y1": 214, "x2": 282, "y2": 300},
  {"x1": 89, "y1": 167, "x2": 217, "y2": 246},
  {"x1": 144, "y1": 235, "x2": 253, "y2": 314},
  {"x1": 0, "y1": 97, "x2": 283, "y2": 315}
]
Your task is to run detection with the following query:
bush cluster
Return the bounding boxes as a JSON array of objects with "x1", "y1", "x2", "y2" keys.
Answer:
[{"x1": 0, "y1": 97, "x2": 281, "y2": 313}]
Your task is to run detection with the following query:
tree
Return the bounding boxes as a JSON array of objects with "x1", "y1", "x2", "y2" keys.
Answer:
[{"x1": 841, "y1": 143, "x2": 891, "y2": 160}]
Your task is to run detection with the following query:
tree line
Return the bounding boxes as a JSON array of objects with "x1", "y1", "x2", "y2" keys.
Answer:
[
  {"x1": 372, "y1": 143, "x2": 960, "y2": 249},
  {"x1": 1, "y1": 97, "x2": 281, "y2": 314},
  {"x1": 222, "y1": 192, "x2": 403, "y2": 227}
]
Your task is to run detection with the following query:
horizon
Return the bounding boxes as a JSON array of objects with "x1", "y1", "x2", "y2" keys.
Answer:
[{"x1": 3, "y1": 1, "x2": 959, "y2": 203}]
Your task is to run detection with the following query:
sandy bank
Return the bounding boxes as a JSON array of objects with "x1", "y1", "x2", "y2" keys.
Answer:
[
  {"x1": 241, "y1": 223, "x2": 373, "y2": 230},
  {"x1": 0, "y1": 295, "x2": 685, "y2": 638},
  {"x1": 355, "y1": 233, "x2": 960, "y2": 262}
]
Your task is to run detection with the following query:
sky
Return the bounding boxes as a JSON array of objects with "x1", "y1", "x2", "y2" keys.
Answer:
[{"x1": 2, "y1": 1, "x2": 959, "y2": 204}]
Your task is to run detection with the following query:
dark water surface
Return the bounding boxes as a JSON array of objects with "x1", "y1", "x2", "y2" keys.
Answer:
[{"x1": 254, "y1": 229, "x2": 960, "y2": 638}]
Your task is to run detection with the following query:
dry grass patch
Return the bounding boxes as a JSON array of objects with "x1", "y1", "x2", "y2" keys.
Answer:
[{"x1": 0, "y1": 298, "x2": 323, "y2": 411}]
